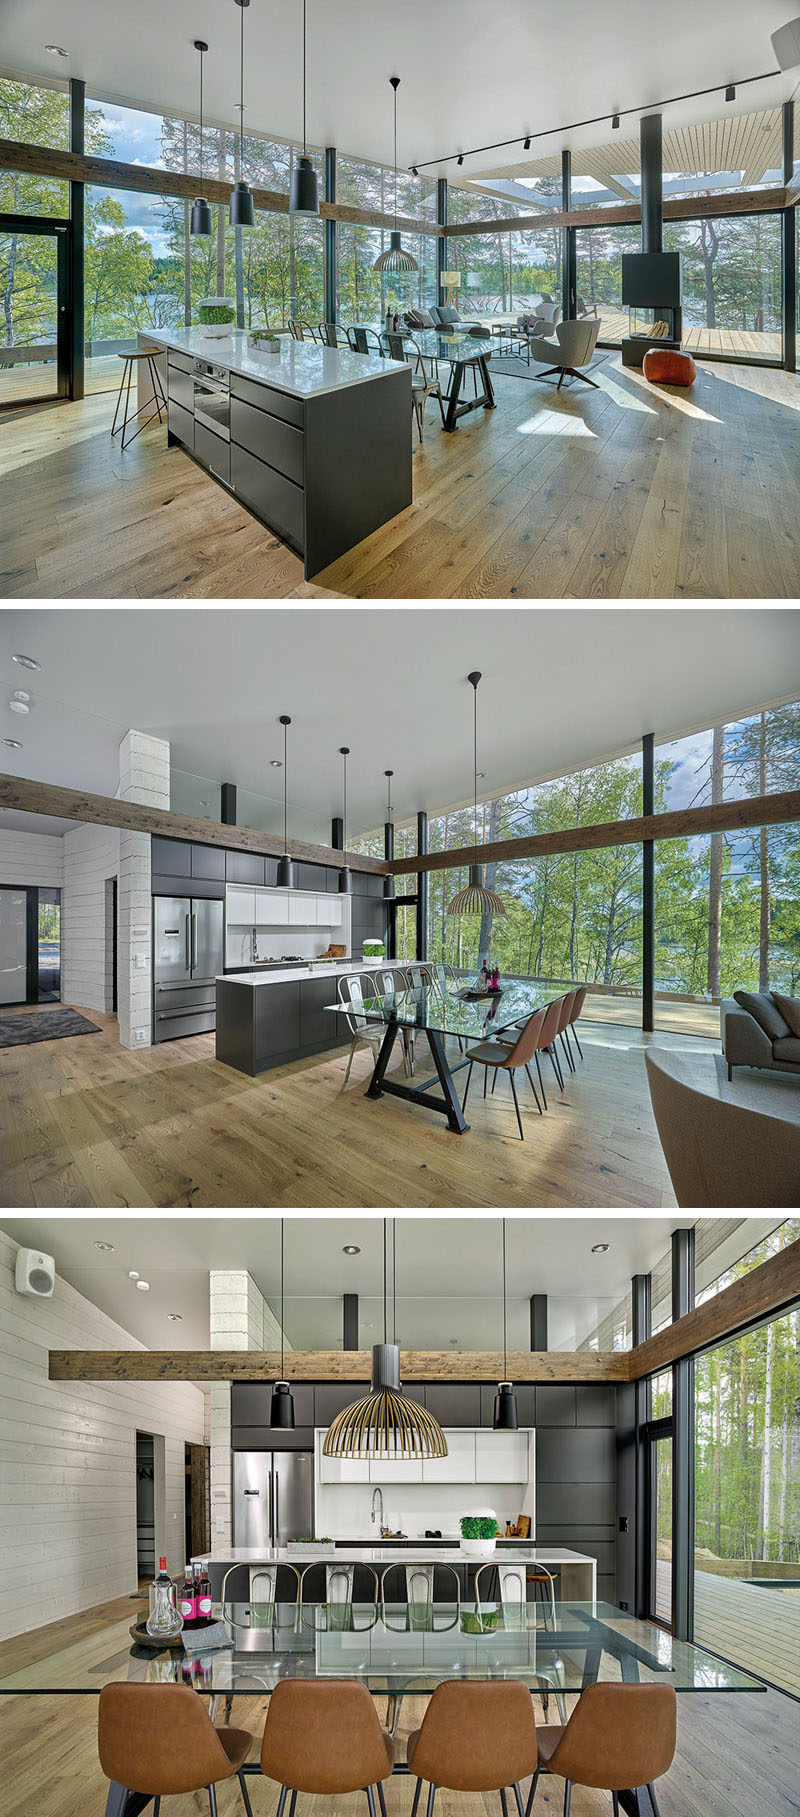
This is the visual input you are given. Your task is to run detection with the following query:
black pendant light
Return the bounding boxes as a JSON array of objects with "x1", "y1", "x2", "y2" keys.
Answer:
[
  {"x1": 383, "y1": 769, "x2": 395, "y2": 900},
  {"x1": 373, "y1": 78, "x2": 419, "y2": 273},
  {"x1": 447, "y1": 672, "x2": 506, "y2": 918},
  {"x1": 338, "y1": 746, "x2": 352, "y2": 895},
  {"x1": 494, "y1": 1218, "x2": 518, "y2": 1431},
  {"x1": 270, "y1": 1219, "x2": 295, "y2": 1429},
  {"x1": 190, "y1": 41, "x2": 213, "y2": 236},
  {"x1": 323, "y1": 1221, "x2": 447, "y2": 1460},
  {"x1": 289, "y1": 0, "x2": 319, "y2": 215},
  {"x1": 229, "y1": 0, "x2": 256, "y2": 228},
  {"x1": 276, "y1": 715, "x2": 296, "y2": 888}
]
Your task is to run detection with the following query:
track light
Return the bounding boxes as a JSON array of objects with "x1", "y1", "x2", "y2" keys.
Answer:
[
  {"x1": 523, "y1": 135, "x2": 531, "y2": 150},
  {"x1": 457, "y1": 153, "x2": 464, "y2": 165},
  {"x1": 725, "y1": 83, "x2": 736, "y2": 101},
  {"x1": 411, "y1": 164, "x2": 418, "y2": 176},
  {"x1": 611, "y1": 113, "x2": 620, "y2": 130}
]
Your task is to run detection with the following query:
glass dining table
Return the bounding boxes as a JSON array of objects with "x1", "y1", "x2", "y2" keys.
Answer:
[
  {"x1": 0, "y1": 1601, "x2": 764, "y2": 1817},
  {"x1": 350, "y1": 325, "x2": 497, "y2": 430},
  {"x1": 325, "y1": 977, "x2": 555, "y2": 1133}
]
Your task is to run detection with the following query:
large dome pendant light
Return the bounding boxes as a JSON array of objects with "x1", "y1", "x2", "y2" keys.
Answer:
[
  {"x1": 270, "y1": 1219, "x2": 295, "y2": 1429},
  {"x1": 493, "y1": 1218, "x2": 518, "y2": 1431},
  {"x1": 276, "y1": 715, "x2": 296, "y2": 889},
  {"x1": 338, "y1": 746, "x2": 352, "y2": 895},
  {"x1": 289, "y1": 0, "x2": 319, "y2": 215},
  {"x1": 383, "y1": 770, "x2": 395, "y2": 900},
  {"x1": 447, "y1": 672, "x2": 506, "y2": 918},
  {"x1": 190, "y1": 41, "x2": 213, "y2": 236},
  {"x1": 323, "y1": 1221, "x2": 447, "y2": 1461},
  {"x1": 373, "y1": 78, "x2": 419, "y2": 273},
  {"x1": 229, "y1": 0, "x2": 256, "y2": 229}
]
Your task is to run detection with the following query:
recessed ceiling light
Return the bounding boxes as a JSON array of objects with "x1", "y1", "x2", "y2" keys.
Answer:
[
  {"x1": 136, "y1": 1279, "x2": 151, "y2": 1292},
  {"x1": 94, "y1": 1240, "x2": 115, "y2": 1252},
  {"x1": 342, "y1": 1244, "x2": 360, "y2": 1255},
  {"x1": 9, "y1": 691, "x2": 30, "y2": 714},
  {"x1": 2, "y1": 738, "x2": 22, "y2": 749},
  {"x1": 11, "y1": 654, "x2": 41, "y2": 671},
  {"x1": 45, "y1": 44, "x2": 69, "y2": 57},
  {"x1": 167, "y1": 1312, "x2": 183, "y2": 1321},
  {"x1": 128, "y1": 1269, "x2": 140, "y2": 1280},
  {"x1": 592, "y1": 1243, "x2": 610, "y2": 1254},
  {"x1": 270, "y1": 759, "x2": 283, "y2": 768}
]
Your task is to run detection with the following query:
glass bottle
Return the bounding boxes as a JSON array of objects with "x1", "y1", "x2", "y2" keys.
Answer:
[
  {"x1": 146, "y1": 1557, "x2": 183, "y2": 1638},
  {"x1": 179, "y1": 1568, "x2": 196, "y2": 1629}
]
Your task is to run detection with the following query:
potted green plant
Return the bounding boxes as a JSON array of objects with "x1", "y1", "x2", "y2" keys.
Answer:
[
  {"x1": 362, "y1": 939, "x2": 385, "y2": 963},
  {"x1": 197, "y1": 297, "x2": 236, "y2": 338},
  {"x1": 460, "y1": 1513, "x2": 500, "y2": 1559}
]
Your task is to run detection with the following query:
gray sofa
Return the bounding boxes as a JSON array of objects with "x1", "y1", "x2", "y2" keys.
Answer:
[
  {"x1": 721, "y1": 991, "x2": 800, "y2": 1080},
  {"x1": 646, "y1": 1050, "x2": 800, "y2": 1208}
]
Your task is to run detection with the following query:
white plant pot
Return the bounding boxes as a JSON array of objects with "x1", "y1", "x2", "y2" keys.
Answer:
[{"x1": 460, "y1": 1536, "x2": 496, "y2": 1559}]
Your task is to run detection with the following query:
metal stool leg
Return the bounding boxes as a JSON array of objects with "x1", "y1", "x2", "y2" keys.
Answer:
[
  {"x1": 148, "y1": 354, "x2": 167, "y2": 420},
  {"x1": 119, "y1": 356, "x2": 135, "y2": 450},
  {"x1": 111, "y1": 357, "x2": 132, "y2": 438}
]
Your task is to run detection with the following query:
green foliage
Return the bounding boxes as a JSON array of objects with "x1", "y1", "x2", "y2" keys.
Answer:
[{"x1": 460, "y1": 1515, "x2": 500, "y2": 1539}]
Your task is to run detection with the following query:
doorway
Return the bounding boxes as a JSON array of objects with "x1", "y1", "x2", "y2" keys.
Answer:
[
  {"x1": 0, "y1": 214, "x2": 72, "y2": 409},
  {"x1": 135, "y1": 1432, "x2": 156, "y2": 1587},
  {"x1": 0, "y1": 885, "x2": 61, "y2": 1005}
]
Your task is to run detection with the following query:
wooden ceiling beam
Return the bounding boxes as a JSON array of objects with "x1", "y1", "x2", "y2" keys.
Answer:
[
  {"x1": 0, "y1": 773, "x2": 388, "y2": 874},
  {"x1": 444, "y1": 185, "x2": 787, "y2": 237},
  {"x1": 48, "y1": 1348, "x2": 629, "y2": 1383},
  {"x1": 629, "y1": 1238, "x2": 800, "y2": 1380},
  {"x1": 384, "y1": 789, "x2": 800, "y2": 876}
]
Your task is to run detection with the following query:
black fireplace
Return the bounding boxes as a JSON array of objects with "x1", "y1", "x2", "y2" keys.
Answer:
[{"x1": 621, "y1": 252, "x2": 683, "y2": 366}]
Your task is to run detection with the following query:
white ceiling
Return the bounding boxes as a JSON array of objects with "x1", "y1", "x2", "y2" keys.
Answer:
[
  {"x1": 1, "y1": 0, "x2": 795, "y2": 179},
  {"x1": 0, "y1": 1215, "x2": 778, "y2": 1353},
  {"x1": 2, "y1": 608, "x2": 798, "y2": 845}
]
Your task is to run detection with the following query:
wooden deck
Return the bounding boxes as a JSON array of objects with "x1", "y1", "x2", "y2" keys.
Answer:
[
  {"x1": 1, "y1": 1591, "x2": 798, "y2": 1817},
  {"x1": 476, "y1": 309, "x2": 782, "y2": 362},
  {"x1": 0, "y1": 352, "x2": 126, "y2": 407},
  {"x1": 656, "y1": 1564, "x2": 800, "y2": 1699}
]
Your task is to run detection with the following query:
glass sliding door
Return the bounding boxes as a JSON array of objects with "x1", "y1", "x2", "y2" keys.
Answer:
[
  {"x1": 37, "y1": 889, "x2": 61, "y2": 1001},
  {"x1": 0, "y1": 886, "x2": 61, "y2": 1005},
  {"x1": 0, "y1": 215, "x2": 70, "y2": 407},
  {"x1": 0, "y1": 888, "x2": 28, "y2": 1003}
]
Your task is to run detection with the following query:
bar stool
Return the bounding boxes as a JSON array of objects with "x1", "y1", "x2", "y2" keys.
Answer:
[{"x1": 111, "y1": 346, "x2": 167, "y2": 451}]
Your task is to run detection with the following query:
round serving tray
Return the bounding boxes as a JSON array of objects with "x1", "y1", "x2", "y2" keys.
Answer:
[{"x1": 129, "y1": 1620, "x2": 186, "y2": 1650}]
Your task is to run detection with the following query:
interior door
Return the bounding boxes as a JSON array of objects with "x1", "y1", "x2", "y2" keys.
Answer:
[
  {"x1": 0, "y1": 216, "x2": 71, "y2": 409},
  {"x1": 192, "y1": 896, "x2": 224, "y2": 982},
  {"x1": 273, "y1": 1451, "x2": 313, "y2": 1544},
  {"x1": 0, "y1": 888, "x2": 27, "y2": 1003},
  {"x1": 153, "y1": 896, "x2": 191, "y2": 986}
]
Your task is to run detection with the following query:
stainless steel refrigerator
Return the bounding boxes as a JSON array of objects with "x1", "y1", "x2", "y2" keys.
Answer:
[
  {"x1": 234, "y1": 1451, "x2": 314, "y2": 1547},
  {"x1": 153, "y1": 894, "x2": 224, "y2": 1042}
]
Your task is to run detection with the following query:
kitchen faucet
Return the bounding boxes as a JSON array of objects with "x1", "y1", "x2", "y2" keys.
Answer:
[
  {"x1": 371, "y1": 1485, "x2": 384, "y2": 1530},
  {"x1": 251, "y1": 926, "x2": 259, "y2": 963}
]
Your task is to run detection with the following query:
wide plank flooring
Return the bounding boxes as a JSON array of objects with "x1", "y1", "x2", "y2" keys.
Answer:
[
  {"x1": 2, "y1": 355, "x2": 798, "y2": 599},
  {"x1": 1, "y1": 1593, "x2": 797, "y2": 1817},
  {"x1": 0, "y1": 1007, "x2": 684, "y2": 1209}
]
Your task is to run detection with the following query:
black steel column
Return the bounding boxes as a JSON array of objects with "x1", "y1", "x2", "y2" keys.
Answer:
[
  {"x1": 642, "y1": 732, "x2": 654, "y2": 1034},
  {"x1": 221, "y1": 783, "x2": 237, "y2": 826},
  {"x1": 343, "y1": 1293, "x2": 358, "y2": 1349},
  {"x1": 782, "y1": 102, "x2": 796, "y2": 374},
  {"x1": 325, "y1": 146, "x2": 337, "y2": 324},
  {"x1": 632, "y1": 1272, "x2": 651, "y2": 1618},
  {"x1": 69, "y1": 77, "x2": 85, "y2": 400},
  {"x1": 561, "y1": 150, "x2": 576, "y2": 320},
  {"x1": 331, "y1": 815, "x2": 343, "y2": 850},
  {"x1": 384, "y1": 816, "x2": 396, "y2": 960},
  {"x1": 416, "y1": 811, "x2": 428, "y2": 960},
  {"x1": 437, "y1": 178, "x2": 448, "y2": 308},
  {"x1": 529, "y1": 1295, "x2": 547, "y2": 1350},
  {"x1": 640, "y1": 114, "x2": 663, "y2": 253},
  {"x1": 671, "y1": 1226, "x2": 695, "y2": 1641}
]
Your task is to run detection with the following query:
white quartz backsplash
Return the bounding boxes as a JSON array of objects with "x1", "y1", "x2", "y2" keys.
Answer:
[{"x1": 315, "y1": 1481, "x2": 530, "y2": 1540}]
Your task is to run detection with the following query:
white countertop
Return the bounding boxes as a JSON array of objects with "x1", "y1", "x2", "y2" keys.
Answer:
[
  {"x1": 194, "y1": 1545, "x2": 592, "y2": 1567},
  {"x1": 219, "y1": 959, "x2": 406, "y2": 987},
  {"x1": 147, "y1": 327, "x2": 405, "y2": 399}
]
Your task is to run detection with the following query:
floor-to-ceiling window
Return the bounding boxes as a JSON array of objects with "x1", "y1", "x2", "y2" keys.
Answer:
[
  {"x1": 663, "y1": 215, "x2": 782, "y2": 363},
  {"x1": 0, "y1": 76, "x2": 72, "y2": 405},
  {"x1": 574, "y1": 221, "x2": 642, "y2": 346}
]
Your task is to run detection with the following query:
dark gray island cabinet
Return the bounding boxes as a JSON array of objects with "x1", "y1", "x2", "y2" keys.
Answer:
[
  {"x1": 216, "y1": 959, "x2": 409, "y2": 1077},
  {"x1": 139, "y1": 329, "x2": 412, "y2": 579}
]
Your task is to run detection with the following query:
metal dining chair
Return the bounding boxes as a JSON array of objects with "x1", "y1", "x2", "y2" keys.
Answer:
[
  {"x1": 377, "y1": 968, "x2": 416, "y2": 1075},
  {"x1": 318, "y1": 321, "x2": 346, "y2": 347},
  {"x1": 381, "y1": 330, "x2": 446, "y2": 442},
  {"x1": 288, "y1": 319, "x2": 319, "y2": 342},
  {"x1": 337, "y1": 972, "x2": 408, "y2": 1083},
  {"x1": 348, "y1": 325, "x2": 384, "y2": 356}
]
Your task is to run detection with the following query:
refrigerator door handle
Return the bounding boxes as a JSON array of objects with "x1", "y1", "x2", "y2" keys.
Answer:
[
  {"x1": 185, "y1": 913, "x2": 191, "y2": 971},
  {"x1": 274, "y1": 1476, "x2": 279, "y2": 1545},
  {"x1": 269, "y1": 1472, "x2": 275, "y2": 1544},
  {"x1": 191, "y1": 913, "x2": 198, "y2": 971}
]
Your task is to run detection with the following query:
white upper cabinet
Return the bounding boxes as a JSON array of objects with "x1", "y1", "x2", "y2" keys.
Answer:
[
  {"x1": 226, "y1": 885, "x2": 256, "y2": 924},
  {"x1": 255, "y1": 890, "x2": 290, "y2": 926},
  {"x1": 474, "y1": 1430, "x2": 528, "y2": 1483},
  {"x1": 225, "y1": 885, "x2": 342, "y2": 930},
  {"x1": 371, "y1": 1453, "x2": 423, "y2": 1483},
  {"x1": 317, "y1": 1431, "x2": 369, "y2": 1484},
  {"x1": 422, "y1": 1430, "x2": 476, "y2": 1484},
  {"x1": 320, "y1": 896, "x2": 343, "y2": 927}
]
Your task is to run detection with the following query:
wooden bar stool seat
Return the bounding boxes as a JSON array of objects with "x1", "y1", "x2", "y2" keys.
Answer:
[{"x1": 111, "y1": 346, "x2": 167, "y2": 451}]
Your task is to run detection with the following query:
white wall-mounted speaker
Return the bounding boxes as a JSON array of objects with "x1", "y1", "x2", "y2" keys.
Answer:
[
  {"x1": 771, "y1": 17, "x2": 800, "y2": 69},
  {"x1": 14, "y1": 1247, "x2": 55, "y2": 1297}
]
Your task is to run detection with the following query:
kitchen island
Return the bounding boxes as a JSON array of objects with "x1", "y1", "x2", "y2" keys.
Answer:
[
  {"x1": 216, "y1": 957, "x2": 407, "y2": 1076},
  {"x1": 137, "y1": 328, "x2": 412, "y2": 579},
  {"x1": 195, "y1": 1543, "x2": 597, "y2": 1603}
]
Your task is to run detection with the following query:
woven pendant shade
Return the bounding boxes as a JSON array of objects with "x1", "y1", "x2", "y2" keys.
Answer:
[
  {"x1": 374, "y1": 231, "x2": 419, "y2": 274},
  {"x1": 448, "y1": 863, "x2": 506, "y2": 917},
  {"x1": 322, "y1": 1345, "x2": 447, "y2": 1460}
]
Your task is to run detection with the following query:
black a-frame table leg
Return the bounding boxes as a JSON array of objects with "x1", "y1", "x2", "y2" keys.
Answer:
[
  {"x1": 365, "y1": 1017, "x2": 400, "y2": 1099},
  {"x1": 425, "y1": 1027, "x2": 469, "y2": 1133}
]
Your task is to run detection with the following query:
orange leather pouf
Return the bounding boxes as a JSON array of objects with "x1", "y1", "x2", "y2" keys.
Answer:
[{"x1": 643, "y1": 347, "x2": 696, "y2": 386}]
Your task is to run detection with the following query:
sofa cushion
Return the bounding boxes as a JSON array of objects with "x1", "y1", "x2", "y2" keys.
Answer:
[
  {"x1": 437, "y1": 305, "x2": 460, "y2": 325},
  {"x1": 772, "y1": 1036, "x2": 800, "y2": 1064},
  {"x1": 733, "y1": 990, "x2": 791, "y2": 1042},
  {"x1": 773, "y1": 993, "x2": 800, "y2": 1038}
]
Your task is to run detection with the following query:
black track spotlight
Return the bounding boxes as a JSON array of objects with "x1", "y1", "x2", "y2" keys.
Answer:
[
  {"x1": 523, "y1": 135, "x2": 531, "y2": 150},
  {"x1": 725, "y1": 83, "x2": 736, "y2": 102},
  {"x1": 611, "y1": 112, "x2": 620, "y2": 130},
  {"x1": 411, "y1": 164, "x2": 418, "y2": 177},
  {"x1": 457, "y1": 153, "x2": 464, "y2": 165}
]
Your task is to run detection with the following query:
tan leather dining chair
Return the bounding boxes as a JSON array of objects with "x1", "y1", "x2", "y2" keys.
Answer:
[
  {"x1": 497, "y1": 997, "x2": 566, "y2": 1105},
  {"x1": 98, "y1": 1682, "x2": 254, "y2": 1817},
  {"x1": 407, "y1": 1680, "x2": 538, "y2": 1817},
  {"x1": 567, "y1": 985, "x2": 587, "y2": 1060},
  {"x1": 259, "y1": 1679, "x2": 394, "y2": 1817},
  {"x1": 531, "y1": 1682, "x2": 676, "y2": 1817}
]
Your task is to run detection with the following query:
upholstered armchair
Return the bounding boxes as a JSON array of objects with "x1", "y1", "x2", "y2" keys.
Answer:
[{"x1": 528, "y1": 317, "x2": 602, "y2": 388}]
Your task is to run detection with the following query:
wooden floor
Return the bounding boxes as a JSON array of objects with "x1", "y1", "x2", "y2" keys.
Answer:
[
  {"x1": 3, "y1": 353, "x2": 799, "y2": 599},
  {"x1": 694, "y1": 1570, "x2": 800, "y2": 1700},
  {"x1": 0, "y1": 1006, "x2": 688, "y2": 1209},
  {"x1": 575, "y1": 309, "x2": 782, "y2": 362},
  {"x1": 1, "y1": 1593, "x2": 798, "y2": 1817}
]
